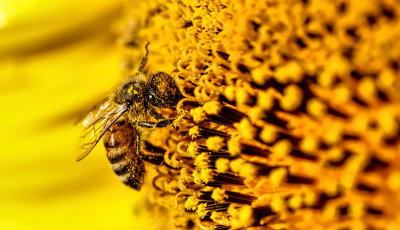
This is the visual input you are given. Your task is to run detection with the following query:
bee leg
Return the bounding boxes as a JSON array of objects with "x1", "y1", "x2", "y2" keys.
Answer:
[
  {"x1": 140, "y1": 154, "x2": 164, "y2": 165},
  {"x1": 137, "y1": 119, "x2": 174, "y2": 128},
  {"x1": 135, "y1": 131, "x2": 164, "y2": 165},
  {"x1": 135, "y1": 129, "x2": 142, "y2": 156},
  {"x1": 148, "y1": 106, "x2": 165, "y2": 120},
  {"x1": 140, "y1": 141, "x2": 165, "y2": 165},
  {"x1": 138, "y1": 42, "x2": 150, "y2": 73}
]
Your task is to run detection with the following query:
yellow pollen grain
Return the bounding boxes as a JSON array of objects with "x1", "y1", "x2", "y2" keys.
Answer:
[
  {"x1": 189, "y1": 126, "x2": 200, "y2": 139},
  {"x1": 259, "y1": 125, "x2": 278, "y2": 144},
  {"x1": 248, "y1": 106, "x2": 265, "y2": 123},
  {"x1": 378, "y1": 109, "x2": 398, "y2": 137},
  {"x1": 210, "y1": 212, "x2": 230, "y2": 226},
  {"x1": 224, "y1": 86, "x2": 236, "y2": 101},
  {"x1": 187, "y1": 141, "x2": 199, "y2": 157},
  {"x1": 300, "y1": 136, "x2": 318, "y2": 154},
  {"x1": 306, "y1": 98, "x2": 327, "y2": 118},
  {"x1": 288, "y1": 195, "x2": 302, "y2": 210},
  {"x1": 271, "y1": 196, "x2": 286, "y2": 213},
  {"x1": 270, "y1": 168, "x2": 288, "y2": 188},
  {"x1": 358, "y1": 77, "x2": 376, "y2": 102},
  {"x1": 203, "y1": 101, "x2": 222, "y2": 115},
  {"x1": 239, "y1": 163, "x2": 258, "y2": 179},
  {"x1": 322, "y1": 204, "x2": 338, "y2": 221},
  {"x1": 185, "y1": 196, "x2": 199, "y2": 211},
  {"x1": 322, "y1": 124, "x2": 342, "y2": 145},
  {"x1": 190, "y1": 107, "x2": 207, "y2": 123},
  {"x1": 273, "y1": 139, "x2": 292, "y2": 158},
  {"x1": 318, "y1": 71, "x2": 335, "y2": 88},
  {"x1": 127, "y1": 85, "x2": 134, "y2": 94},
  {"x1": 199, "y1": 168, "x2": 213, "y2": 184},
  {"x1": 352, "y1": 115, "x2": 369, "y2": 132},
  {"x1": 236, "y1": 118, "x2": 257, "y2": 139},
  {"x1": 280, "y1": 84, "x2": 303, "y2": 111},
  {"x1": 228, "y1": 136, "x2": 242, "y2": 156},
  {"x1": 236, "y1": 205, "x2": 255, "y2": 228},
  {"x1": 340, "y1": 172, "x2": 356, "y2": 190},
  {"x1": 344, "y1": 153, "x2": 369, "y2": 175},
  {"x1": 236, "y1": 88, "x2": 251, "y2": 105},
  {"x1": 196, "y1": 203, "x2": 208, "y2": 219},
  {"x1": 275, "y1": 61, "x2": 303, "y2": 84},
  {"x1": 349, "y1": 201, "x2": 365, "y2": 218},
  {"x1": 324, "y1": 181, "x2": 339, "y2": 197},
  {"x1": 211, "y1": 188, "x2": 227, "y2": 202},
  {"x1": 206, "y1": 136, "x2": 225, "y2": 152},
  {"x1": 215, "y1": 158, "x2": 230, "y2": 173},
  {"x1": 304, "y1": 192, "x2": 317, "y2": 206},
  {"x1": 252, "y1": 65, "x2": 269, "y2": 85},
  {"x1": 388, "y1": 172, "x2": 400, "y2": 191},
  {"x1": 333, "y1": 83, "x2": 352, "y2": 103},
  {"x1": 172, "y1": 112, "x2": 185, "y2": 127},
  {"x1": 192, "y1": 170, "x2": 203, "y2": 185},
  {"x1": 257, "y1": 91, "x2": 274, "y2": 111},
  {"x1": 327, "y1": 147, "x2": 343, "y2": 161},
  {"x1": 194, "y1": 152, "x2": 210, "y2": 167},
  {"x1": 324, "y1": 55, "x2": 350, "y2": 86},
  {"x1": 230, "y1": 158, "x2": 246, "y2": 173},
  {"x1": 377, "y1": 69, "x2": 395, "y2": 90}
]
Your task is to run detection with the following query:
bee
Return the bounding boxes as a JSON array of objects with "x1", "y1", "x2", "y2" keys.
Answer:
[{"x1": 77, "y1": 43, "x2": 183, "y2": 190}]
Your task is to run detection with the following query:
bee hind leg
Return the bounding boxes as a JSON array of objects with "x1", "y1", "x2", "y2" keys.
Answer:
[
  {"x1": 141, "y1": 141, "x2": 165, "y2": 165},
  {"x1": 135, "y1": 131, "x2": 164, "y2": 165},
  {"x1": 137, "y1": 119, "x2": 174, "y2": 128}
]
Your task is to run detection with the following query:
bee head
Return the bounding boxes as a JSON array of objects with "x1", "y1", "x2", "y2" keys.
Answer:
[{"x1": 114, "y1": 81, "x2": 146, "y2": 106}]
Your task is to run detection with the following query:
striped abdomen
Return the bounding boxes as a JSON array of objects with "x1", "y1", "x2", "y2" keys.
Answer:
[{"x1": 103, "y1": 120, "x2": 145, "y2": 190}]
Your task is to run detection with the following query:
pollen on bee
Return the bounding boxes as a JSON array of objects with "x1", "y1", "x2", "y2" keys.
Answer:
[{"x1": 127, "y1": 85, "x2": 134, "y2": 94}]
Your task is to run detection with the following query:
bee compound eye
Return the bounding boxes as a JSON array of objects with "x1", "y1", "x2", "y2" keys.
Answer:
[
  {"x1": 125, "y1": 100, "x2": 133, "y2": 106},
  {"x1": 148, "y1": 91, "x2": 157, "y2": 102},
  {"x1": 116, "y1": 120, "x2": 126, "y2": 126}
]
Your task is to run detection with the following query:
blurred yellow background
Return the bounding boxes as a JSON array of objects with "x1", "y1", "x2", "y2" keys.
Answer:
[{"x1": 0, "y1": 1, "x2": 148, "y2": 229}]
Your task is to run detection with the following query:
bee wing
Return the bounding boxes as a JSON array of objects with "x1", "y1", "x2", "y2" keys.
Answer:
[
  {"x1": 76, "y1": 102, "x2": 128, "y2": 161},
  {"x1": 74, "y1": 97, "x2": 109, "y2": 126}
]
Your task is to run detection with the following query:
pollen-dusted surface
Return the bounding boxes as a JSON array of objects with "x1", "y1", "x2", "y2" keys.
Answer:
[{"x1": 122, "y1": 0, "x2": 400, "y2": 229}]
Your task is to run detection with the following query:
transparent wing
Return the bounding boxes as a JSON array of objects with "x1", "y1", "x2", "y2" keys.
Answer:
[
  {"x1": 76, "y1": 101, "x2": 128, "y2": 161},
  {"x1": 74, "y1": 97, "x2": 109, "y2": 125}
]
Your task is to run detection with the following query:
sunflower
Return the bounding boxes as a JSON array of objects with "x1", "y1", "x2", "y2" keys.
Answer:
[
  {"x1": 0, "y1": 1, "x2": 151, "y2": 229},
  {"x1": 3, "y1": 0, "x2": 399, "y2": 229},
  {"x1": 120, "y1": 0, "x2": 400, "y2": 229}
]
